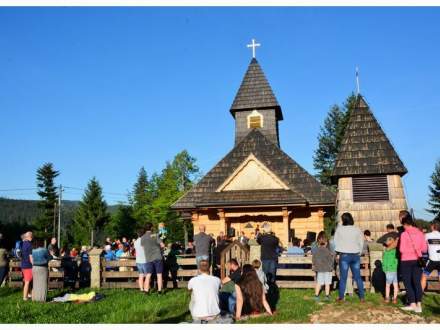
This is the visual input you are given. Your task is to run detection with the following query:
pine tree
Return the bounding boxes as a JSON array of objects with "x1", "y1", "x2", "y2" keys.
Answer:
[
  {"x1": 131, "y1": 167, "x2": 153, "y2": 228},
  {"x1": 313, "y1": 93, "x2": 357, "y2": 187},
  {"x1": 73, "y1": 177, "x2": 110, "y2": 246},
  {"x1": 106, "y1": 204, "x2": 136, "y2": 239},
  {"x1": 35, "y1": 163, "x2": 59, "y2": 242},
  {"x1": 427, "y1": 160, "x2": 440, "y2": 221}
]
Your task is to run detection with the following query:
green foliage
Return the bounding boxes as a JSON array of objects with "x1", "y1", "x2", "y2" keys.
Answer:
[
  {"x1": 144, "y1": 150, "x2": 200, "y2": 243},
  {"x1": 427, "y1": 159, "x2": 440, "y2": 221},
  {"x1": 105, "y1": 204, "x2": 137, "y2": 240},
  {"x1": 323, "y1": 216, "x2": 336, "y2": 238},
  {"x1": 72, "y1": 177, "x2": 110, "y2": 247},
  {"x1": 313, "y1": 94, "x2": 357, "y2": 187},
  {"x1": 131, "y1": 167, "x2": 154, "y2": 228},
  {"x1": 34, "y1": 163, "x2": 59, "y2": 241}
]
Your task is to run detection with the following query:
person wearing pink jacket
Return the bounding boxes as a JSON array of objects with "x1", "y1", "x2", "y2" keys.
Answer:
[{"x1": 399, "y1": 212, "x2": 428, "y2": 313}]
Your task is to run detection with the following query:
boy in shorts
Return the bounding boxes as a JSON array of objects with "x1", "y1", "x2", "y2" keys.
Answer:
[{"x1": 312, "y1": 235, "x2": 335, "y2": 301}]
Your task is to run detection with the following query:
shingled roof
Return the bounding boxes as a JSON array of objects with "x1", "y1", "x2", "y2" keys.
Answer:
[
  {"x1": 172, "y1": 129, "x2": 335, "y2": 210},
  {"x1": 230, "y1": 58, "x2": 283, "y2": 120},
  {"x1": 332, "y1": 95, "x2": 407, "y2": 178}
]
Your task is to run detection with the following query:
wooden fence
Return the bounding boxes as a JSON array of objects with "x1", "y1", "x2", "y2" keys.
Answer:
[
  {"x1": 101, "y1": 255, "x2": 198, "y2": 289},
  {"x1": 7, "y1": 254, "x2": 440, "y2": 291},
  {"x1": 277, "y1": 255, "x2": 371, "y2": 289},
  {"x1": 8, "y1": 259, "x2": 67, "y2": 289}
]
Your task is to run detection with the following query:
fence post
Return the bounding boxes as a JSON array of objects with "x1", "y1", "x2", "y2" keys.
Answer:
[
  {"x1": 368, "y1": 243, "x2": 384, "y2": 293},
  {"x1": 89, "y1": 248, "x2": 103, "y2": 289}
]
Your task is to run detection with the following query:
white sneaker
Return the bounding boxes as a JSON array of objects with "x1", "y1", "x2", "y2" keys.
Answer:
[
  {"x1": 401, "y1": 305, "x2": 415, "y2": 312},
  {"x1": 414, "y1": 306, "x2": 422, "y2": 313}
]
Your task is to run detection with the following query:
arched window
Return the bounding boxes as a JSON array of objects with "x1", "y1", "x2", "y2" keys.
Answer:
[{"x1": 247, "y1": 110, "x2": 263, "y2": 129}]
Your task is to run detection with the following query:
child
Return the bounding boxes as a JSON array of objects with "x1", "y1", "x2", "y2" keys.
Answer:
[
  {"x1": 158, "y1": 222, "x2": 168, "y2": 241},
  {"x1": 312, "y1": 234, "x2": 335, "y2": 301},
  {"x1": 382, "y1": 236, "x2": 399, "y2": 303},
  {"x1": 252, "y1": 259, "x2": 269, "y2": 293}
]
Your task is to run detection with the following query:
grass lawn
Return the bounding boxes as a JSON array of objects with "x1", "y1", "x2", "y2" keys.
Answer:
[{"x1": 0, "y1": 286, "x2": 438, "y2": 323}]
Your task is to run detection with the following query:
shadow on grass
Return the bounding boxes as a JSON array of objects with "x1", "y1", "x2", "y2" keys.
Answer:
[{"x1": 156, "y1": 310, "x2": 191, "y2": 324}]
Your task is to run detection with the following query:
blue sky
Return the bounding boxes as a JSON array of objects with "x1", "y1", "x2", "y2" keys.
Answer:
[{"x1": 0, "y1": 7, "x2": 439, "y2": 219}]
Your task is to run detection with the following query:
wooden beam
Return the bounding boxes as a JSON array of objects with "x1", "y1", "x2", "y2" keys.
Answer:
[
  {"x1": 217, "y1": 208, "x2": 226, "y2": 234},
  {"x1": 282, "y1": 207, "x2": 290, "y2": 247}
]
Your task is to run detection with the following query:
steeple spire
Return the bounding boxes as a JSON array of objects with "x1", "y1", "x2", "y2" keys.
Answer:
[
  {"x1": 355, "y1": 67, "x2": 360, "y2": 96},
  {"x1": 230, "y1": 58, "x2": 282, "y2": 119}
]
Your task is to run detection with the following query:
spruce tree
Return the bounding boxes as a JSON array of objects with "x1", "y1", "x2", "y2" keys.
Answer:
[
  {"x1": 427, "y1": 160, "x2": 440, "y2": 221},
  {"x1": 313, "y1": 93, "x2": 357, "y2": 187},
  {"x1": 35, "y1": 163, "x2": 59, "y2": 242},
  {"x1": 131, "y1": 167, "x2": 153, "y2": 228},
  {"x1": 106, "y1": 204, "x2": 136, "y2": 239},
  {"x1": 73, "y1": 177, "x2": 110, "y2": 246}
]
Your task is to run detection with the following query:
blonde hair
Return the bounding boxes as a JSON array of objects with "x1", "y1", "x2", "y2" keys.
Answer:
[{"x1": 252, "y1": 259, "x2": 261, "y2": 269}]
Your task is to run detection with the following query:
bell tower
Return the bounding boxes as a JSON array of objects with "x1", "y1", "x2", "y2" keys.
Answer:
[{"x1": 230, "y1": 57, "x2": 283, "y2": 147}]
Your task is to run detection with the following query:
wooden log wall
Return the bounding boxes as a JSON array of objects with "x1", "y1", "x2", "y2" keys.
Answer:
[{"x1": 336, "y1": 175, "x2": 408, "y2": 239}]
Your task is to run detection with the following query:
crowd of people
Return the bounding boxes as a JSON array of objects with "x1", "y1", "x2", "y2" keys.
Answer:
[
  {"x1": 187, "y1": 210, "x2": 440, "y2": 322},
  {"x1": 2, "y1": 210, "x2": 439, "y2": 322}
]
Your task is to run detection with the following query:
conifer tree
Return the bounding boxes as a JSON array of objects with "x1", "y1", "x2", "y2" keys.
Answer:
[
  {"x1": 313, "y1": 93, "x2": 357, "y2": 187},
  {"x1": 73, "y1": 177, "x2": 109, "y2": 246},
  {"x1": 131, "y1": 167, "x2": 153, "y2": 228},
  {"x1": 106, "y1": 204, "x2": 136, "y2": 239},
  {"x1": 35, "y1": 163, "x2": 59, "y2": 242},
  {"x1": 427, "y1": 160, "x2": 440, "y2": 221}
]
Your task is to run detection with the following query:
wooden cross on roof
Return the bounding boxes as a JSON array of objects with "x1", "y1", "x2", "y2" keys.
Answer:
[{"x1": 247, "y1": 38, "x2": 261, "y2": 58}]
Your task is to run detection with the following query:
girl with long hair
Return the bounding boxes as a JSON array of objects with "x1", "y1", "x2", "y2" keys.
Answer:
[{"x1": 235, "y1": 264, "x2": 272, "y2": 320}]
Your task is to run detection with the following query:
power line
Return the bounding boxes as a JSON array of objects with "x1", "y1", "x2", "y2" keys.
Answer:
[{"x1": 0, "y1": 188, "x2": 37, "y2": 191}]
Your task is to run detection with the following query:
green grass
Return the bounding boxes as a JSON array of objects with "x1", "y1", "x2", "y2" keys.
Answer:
[{"x1": 0, "y1": 287, "x2": 438, "y2": 323}]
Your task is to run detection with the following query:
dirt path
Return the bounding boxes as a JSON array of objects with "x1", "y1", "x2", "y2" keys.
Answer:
[{"x1": 309, "y1": 301, "x2": 437, "y2": 324}]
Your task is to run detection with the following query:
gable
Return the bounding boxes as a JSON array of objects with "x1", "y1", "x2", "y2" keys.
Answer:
[
  {"x1": 172, "y1": 129, "x2": 335, "y2": 210},
  {"x1": 217, "y1": 154, "x2": 289, "y2": 191}
]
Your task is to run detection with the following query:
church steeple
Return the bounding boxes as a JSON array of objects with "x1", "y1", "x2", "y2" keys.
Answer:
[{"x1": 230, "y1": 58, "x2": 283, "y2": 146}]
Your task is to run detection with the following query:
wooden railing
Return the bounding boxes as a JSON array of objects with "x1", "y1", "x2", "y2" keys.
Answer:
[
  {"x1": 8, "y1": 259, "x2": 68, "y2": 289},
  {"x1": 7, "y1": 253, "x2": 439, "y2": 291},
  {"x1": 277, "y1": 255, "x2": 371, "y2": 289},
  {"x1": 101, "y1": 255, "x2": 198, "y2": 289}
]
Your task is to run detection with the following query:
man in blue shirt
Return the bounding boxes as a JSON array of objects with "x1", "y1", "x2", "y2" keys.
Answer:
[
  {"x1": 287, "y1": 238, "x2": 305, "y2": 256},
  {"x1": 20, "y1": 231, "x2": 33, "y2": 301}
]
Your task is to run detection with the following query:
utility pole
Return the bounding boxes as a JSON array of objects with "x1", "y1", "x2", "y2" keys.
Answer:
[{"x1": 58, "y1": 184, "x2": 63, "y2": 247}]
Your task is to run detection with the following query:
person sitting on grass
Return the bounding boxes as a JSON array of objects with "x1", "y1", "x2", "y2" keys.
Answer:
[
  {"x1": 252, "y1": 259, "x2": 268, "y2": 293},
  {"x1": 219, "y1": 258, "x2": 241, "y2": 314},
  {"x1": 287, "y1": 238, "x2": 304, "y2": 256},
  {"x1": 382, "y1": 236, "x2": 399, "y2": 304},
  {"x1": 312, "y1": 233, "x2": 335, "y2": 301},
  {"x1": 235, "y1": 264, "x2": 272, "y2": 321},
  {"x1": 188, "y1": 259, "x2": 221, "y2": 322}
]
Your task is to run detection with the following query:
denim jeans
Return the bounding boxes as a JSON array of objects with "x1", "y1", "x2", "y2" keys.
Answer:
[
  {"x1": 262, "y1": 259, "x2": 277, "y2": 283},
  {"x1": 219, "y1": 291, "x2": 236, "y2": 314},
  {"x1": 338, "y1": 253, "x2": 365, "y2": 299},
  {"x1": 400, "y1": 260, "x2": 423, "y2": 304}
]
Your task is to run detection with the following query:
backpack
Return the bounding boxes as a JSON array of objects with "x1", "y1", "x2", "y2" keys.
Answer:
[{"x1": 13, "y1": 240, "x2": 23, "y2": 259}]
